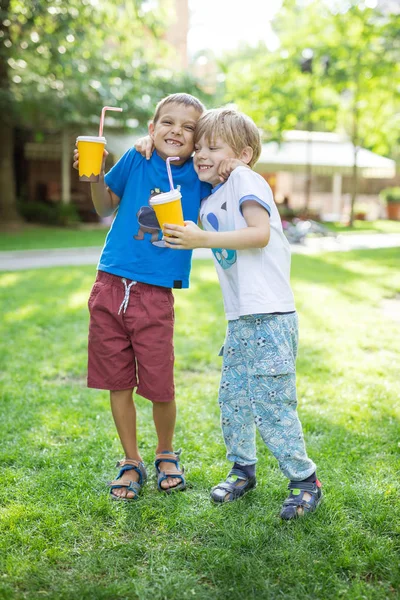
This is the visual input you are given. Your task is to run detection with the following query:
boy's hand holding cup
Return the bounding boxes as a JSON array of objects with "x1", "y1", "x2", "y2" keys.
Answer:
[
  {"x1": 73, "y1": 147, "x2": 109, "y2": 177},
  {"x1": 150, "y1": 157, "x2": 184, "y2": 234},
  {"x1": 75, "y1": 106, "x2": 122, "y2": 182}
]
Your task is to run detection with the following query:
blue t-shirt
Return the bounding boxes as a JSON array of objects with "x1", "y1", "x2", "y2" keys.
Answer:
[{"x1": 99, "y1": 149, "x2": 210, "y2": 288}]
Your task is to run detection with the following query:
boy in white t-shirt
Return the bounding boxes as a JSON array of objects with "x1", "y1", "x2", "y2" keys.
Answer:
[{"x1": 163, "y1": 108, "x2": 322, "y2": 519}]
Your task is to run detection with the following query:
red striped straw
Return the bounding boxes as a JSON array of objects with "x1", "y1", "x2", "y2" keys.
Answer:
[
  {"x1": 99, "y1": 106, "x2": 123, "y2": 137},
  {"x1": 166, "y1": 156, "x2": 179, "y2": 191}
]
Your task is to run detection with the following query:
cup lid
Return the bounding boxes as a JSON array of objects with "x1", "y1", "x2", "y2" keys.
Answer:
[
  {"x1": 76, "y1": 136, "x2": 106, "y2": 143},
  {"x1": 149, "y1": 189, "x2": 181, "y2": 205}
]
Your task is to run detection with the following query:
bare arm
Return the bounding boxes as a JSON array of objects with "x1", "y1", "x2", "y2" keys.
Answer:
[
  {"x1": 90, "y1": 175, "x2": 120, "y2": 217},
  {"x1": 73, "y1": 148, "x2": 120, "y2": 217},
  {"x1": 163, "y1": 201, "x2": 270, "y2": 250}
]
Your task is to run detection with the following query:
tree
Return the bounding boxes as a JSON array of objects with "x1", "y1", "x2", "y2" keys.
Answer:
[
  {"x1": 310, "y1": 2, "x2": 400, "y2": 224},
  {"x1": 0, "y1": 0, "x2": 209, "y2": 224},
  {"x1": 220, "y1": 0, "x2": 400, "y2": 222}
]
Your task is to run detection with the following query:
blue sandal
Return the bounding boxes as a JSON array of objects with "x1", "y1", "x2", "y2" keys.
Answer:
[
  {"x1": 280, "y1": 479, "x2": 322, "y2": 519},
  {"x1": 108, "y1": 458, "x2": 147, "y2": 501},
  {"x1": 154, "y1": 450, "x2": 186, "y2": 493},
  {"x1": 210, "y1": 468, "x2": 257, "y2": 503}
]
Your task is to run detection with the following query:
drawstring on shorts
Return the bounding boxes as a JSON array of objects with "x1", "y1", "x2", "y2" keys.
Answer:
[{"x1": 118, "y1": 278, "x2": 137, "y2": 314}]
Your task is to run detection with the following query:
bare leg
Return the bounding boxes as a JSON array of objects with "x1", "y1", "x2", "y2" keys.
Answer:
[
  {"x1": 152, "y1": 400, "x2": 182, "y2": 489},
  {"x1": 110, "y1": 389, "x2": 142, "y2": 498}
]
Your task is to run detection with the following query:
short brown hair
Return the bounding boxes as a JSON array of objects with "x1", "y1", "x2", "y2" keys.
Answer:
[
  {"x1": 153, "y1": 93, "x2": 206, "y2": 124},
  {"x1": 194, "y1": 108, "x2": 262, "y2": 168}
]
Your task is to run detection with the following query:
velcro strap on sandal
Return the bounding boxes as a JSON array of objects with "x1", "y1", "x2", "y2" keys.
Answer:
[
  {"x1": 228, "y1": 468, "x2": 248, "y2": 480},
  {"x1": 283, "y1": 496, "x2": 313, "y2": 509},
  {"x1": 288, "y1": 481, "x2": 318, "y2": 493},
  {"x1": 213, "y1": 482, "x2": 239, "y2": 494}
]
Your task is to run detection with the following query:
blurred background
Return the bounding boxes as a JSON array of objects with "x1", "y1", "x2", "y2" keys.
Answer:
[{"x1": 1, "y1": 0, "x2": 399, "y2": 229}]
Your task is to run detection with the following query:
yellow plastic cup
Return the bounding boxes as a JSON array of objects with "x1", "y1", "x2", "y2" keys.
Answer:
[
  {"x1": 150, "y1": 189, "x2": 184, "y2": 234},
  {"x1": 76, "y1": 135, "x2": 106, "y2": 182}
]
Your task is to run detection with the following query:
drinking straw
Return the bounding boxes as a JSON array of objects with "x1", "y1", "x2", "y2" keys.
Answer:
[
  {"x1": 99, "y1": 106, "x2": 123, "y2": 137},
  {"x1": 166, "y1": 156, "x2": 180, "y2": 191}
]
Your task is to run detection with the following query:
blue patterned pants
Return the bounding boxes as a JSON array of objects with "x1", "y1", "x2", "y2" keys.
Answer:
[{"x1": 219, "y1": 313, "x2": 316, "y2": 481}]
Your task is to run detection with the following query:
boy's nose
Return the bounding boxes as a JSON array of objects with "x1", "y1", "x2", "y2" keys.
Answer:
[{"x1": 171, "y1": 124, "x2": 182, "y2": 134}]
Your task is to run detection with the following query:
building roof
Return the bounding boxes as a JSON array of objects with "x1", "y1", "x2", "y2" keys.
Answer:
[{"x1": 255, "y1": 130, "x2": 396, "y2": 178}]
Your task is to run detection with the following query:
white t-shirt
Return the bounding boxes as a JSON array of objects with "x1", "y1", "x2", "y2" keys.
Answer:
[{"x1": 199, "y1": 166, "x2": 295, "y2": 320}]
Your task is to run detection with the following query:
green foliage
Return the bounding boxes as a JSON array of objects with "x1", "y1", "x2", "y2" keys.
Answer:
[
  {"x1": 380, "y1": 187, "x2": 400, "y2": 204},
  {"x1": 220, "y1": 1, "x2": 400, "y2": 157},
  {"x1": 0, "y1": 250, "x2": 400, "y2": 598},
  {"x1": 2, "y1": 0, "x2": 211, "y2": 129},
  {"x1": 17, "y1": 200, "x2": 81, "y2": 226}
]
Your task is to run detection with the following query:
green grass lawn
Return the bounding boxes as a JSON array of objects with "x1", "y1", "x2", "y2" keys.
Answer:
[
  {"x1": 324, "y1": 219, "x2": 400, "y2": 235},
  {"x1": 1, "y1": 219, "x2": 400, "y2": 252},
  {"x1": 1, "y1": 249, "x2": 399, "y2": 599},
  {"x1": 0, "y1": 225, "x2": 109, "y2": 252}
]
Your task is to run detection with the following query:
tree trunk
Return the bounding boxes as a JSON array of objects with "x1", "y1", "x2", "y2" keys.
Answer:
[
  {"x1": 0, "y1": 0, "x2": 21, "y2": 225},
  {"x1": 304, "y1": 86, "x2": 313, "y2": 214},
  {"x1": 349, "y1": 145, "x2": 358, "y2": 227},
  {"x1": 349, "y1": 100, "x2": 359, "y2": 228},
  {"x1": 0, "y1": 122, "x2": 20, "y2": 225}
]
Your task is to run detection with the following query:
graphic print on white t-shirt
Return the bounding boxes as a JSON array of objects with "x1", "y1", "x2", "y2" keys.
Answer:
[{"x1": 202, "y1": 204, "x2": 237, "y2": 269}]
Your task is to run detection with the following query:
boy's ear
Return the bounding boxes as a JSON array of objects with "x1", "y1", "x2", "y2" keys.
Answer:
[
  {"x1": 148, "y1": 121, "x2": 155, "y2": 138},
  {"x1": 240, "y1": 146, "x2": 254, "y2": 165}
]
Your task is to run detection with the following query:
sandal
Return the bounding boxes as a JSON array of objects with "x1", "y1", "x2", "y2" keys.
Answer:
[
  {"x1": 280, "y1": 479, "x2": 322, "y2": 519},
  {"x1": 210, "y1": 468, "x2": 257, "y2": 503},
  {"x1": 108, "y1": 458, "x2": 147, "y2": 501},
  {"x1": 154, "y1": 450, "x2": 186, "y2": 493}
]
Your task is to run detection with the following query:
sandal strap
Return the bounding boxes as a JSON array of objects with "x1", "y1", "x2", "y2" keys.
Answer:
[
  {"x1": 288, "y1": 481, "x2": 319, "y2": 493},
  {"x1": 283, "y1": 497, "x2": 314, "y2": 510},
  {"x1": 213, "y1": 470, "x2": 253, "y2": 494},
  {"x1": 155, "y1": 450, "x2": 180, "y2": 462},
  {"x1": 116, "y1": 458, "x2": 142, "y2": 468},
  {"x1": 283, "y1": 481, "x2": 322, "y2": 510},
  {"x1": 228, "y1": 468, "x2": 249, "y2": 480},
  {"x1": 155, "y1": 450, "x2": 186, "y2": 492},
  {"x1": 115, "y1": 458, "x2": 147, "y2": 485},
  {"x1": 108, "y1": 479, "x2": 141, "y2": 491},
  {"x1": 213, "y1": 481, "x2": 240, "y2": 494},
  {"x1": 154, "y1": 450, "x2": 183, "y2": 472}
]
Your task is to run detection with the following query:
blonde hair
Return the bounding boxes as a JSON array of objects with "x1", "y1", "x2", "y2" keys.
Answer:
[
  {"x1": 194, "y1": 108, "x2": 262, "y2": 168},
  {"x1": 153, "y1": 93, "x2": 206, "y2": 124}
]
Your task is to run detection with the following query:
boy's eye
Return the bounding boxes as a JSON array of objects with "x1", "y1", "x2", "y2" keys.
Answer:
[
  {"x1": 162, "y1": 120, "x2": 172, "y2": 125},
  {"x1": 184, "y1": 125, "x2": 195, "y2": 131}
]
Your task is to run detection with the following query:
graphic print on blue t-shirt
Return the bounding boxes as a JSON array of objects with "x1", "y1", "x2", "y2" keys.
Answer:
[
  {"x1": 204, "y1": 205, "x2": 237, "y2": 271},
  {"x1": 100, "y1": 149, "x2": 211, "y2": 288},
  {"x1": 134, "y1": 185, "x2": 182, "y2": 248}
]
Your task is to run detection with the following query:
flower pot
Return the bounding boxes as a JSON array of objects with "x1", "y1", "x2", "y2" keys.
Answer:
[{"x1": 387, "y1": 203, "x2": 400, "y2": 220}]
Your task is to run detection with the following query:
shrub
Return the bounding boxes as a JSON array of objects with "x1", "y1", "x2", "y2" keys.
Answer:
[
  {"x1": 380, "y1": 187, "x2": 400, "y2": 204},
  {"x1": 18, "y1": 201, "x2": 81, "y2": 226}
]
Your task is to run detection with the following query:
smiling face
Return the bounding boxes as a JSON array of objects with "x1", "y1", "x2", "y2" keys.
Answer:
[
  {"x1": 148, "y1": 103, "x2": 202, "y2": 165},
  {"x1": 193, "y1": 135, "x2": 240, "y2": 187}
]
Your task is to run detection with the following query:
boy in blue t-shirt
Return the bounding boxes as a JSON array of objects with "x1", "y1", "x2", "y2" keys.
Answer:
[{"x1": 74, "y1": 93, "x2": 212, "y2": 500}]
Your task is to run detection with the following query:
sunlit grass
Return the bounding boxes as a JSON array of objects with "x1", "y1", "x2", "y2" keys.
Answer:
[
  {"x1": 0, "y1": 249, "x2": 399, "y2": 599},
  {"x1": 0, "y1": 225, "x2": 109, "y2": 251},
  {"x1": 324, "y1": 219, "x2": 400, "y2": 235},
  {"x1": 2, "y1": 220, "x2": 400, "y2": 253}
]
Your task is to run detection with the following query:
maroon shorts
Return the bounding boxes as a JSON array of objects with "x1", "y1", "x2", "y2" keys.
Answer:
[{"x1": 87, "y1": 271, "x2": 175, "y2": 401}]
